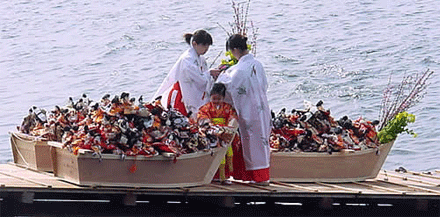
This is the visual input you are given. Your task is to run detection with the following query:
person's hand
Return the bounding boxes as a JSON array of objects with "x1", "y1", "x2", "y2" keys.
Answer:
[
  {"x1": 218, "y1": 64, "x2": 229, "y2": 72},
  {"x1": 209, "y1": 68, "x2": 221, "y2": 80}
]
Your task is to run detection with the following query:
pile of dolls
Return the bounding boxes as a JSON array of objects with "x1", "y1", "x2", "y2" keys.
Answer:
[
  {"x1": 18, "y1": 93, "x2": 221, "y2": 158},
  {"x1": 270, "y1": 100, "x2": 380, "y2": 153},
  {"x1": 18, "y1": 94, "x2": 380, "y2": 156}
]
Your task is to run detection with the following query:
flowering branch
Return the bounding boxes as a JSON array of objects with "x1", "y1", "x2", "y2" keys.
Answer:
[
  {"x1": 228, "y1": 0, "x2": 258, "y2": 55},
  {"x1": 378, "y1": 69, "x2": 434, "y2": 131},
  {"x1": 217, "y1": 0, "x2": 259, "y2": 69},
  {"x1": 249, "y1": 20, "x2": 259, "y2": 56}
]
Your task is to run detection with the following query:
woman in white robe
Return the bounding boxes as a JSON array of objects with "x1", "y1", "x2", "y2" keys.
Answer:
[
  {"x1": 217, "y1": 34, "x2": 271, "y2": 185},
  {"x1": 153, "y1": 30, "x2": 220, "y2": 118}
]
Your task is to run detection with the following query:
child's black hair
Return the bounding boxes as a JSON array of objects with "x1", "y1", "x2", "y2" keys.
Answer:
[{"x1": 210, "y1": 83, "x2": 226, "y2": 97}]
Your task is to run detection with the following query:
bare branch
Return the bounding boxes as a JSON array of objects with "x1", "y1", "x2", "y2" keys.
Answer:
[{"x1": 378, "y1": 69, "x2": 434, "y2": 130}]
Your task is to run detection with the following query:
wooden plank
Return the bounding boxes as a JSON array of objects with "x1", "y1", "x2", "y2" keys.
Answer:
[
  {"x1": 333, "y1": 182, "x2": 390, "y2": 194},
  {"x1": 316, "y1": 182, "x2": 363, "y2": 194},
  {"x1": 353, "y1": 181, "x2": 406, "y2": 194},
  {"x1": 0, "y1": 177, "x2": 40, "y2": 188},
  {"x1": 377, "y1": 180, "x2": 440, "y2": 195},
  {"x1": 2, "y1": 162, "x2": 440, "y2": 201},
  {"x1": 208, "y1": 183, "x2": 237, "y2": 192},
  {"x1": 267, "y1": 182, "x2": 301, "y2": 192},
  {"x1": 300, "y1": 182, "x2": 343, "y2": 192},
  {"x1": 0, "y1": 170, "x2": 52, "y2": 188},
  {"x1": 231, "y1": 180, "x2": 277, "y2": 192},
  {"x1": 381, "y1": 170, "x2": 440, "y2": 186},
  {"x1": 376, "y1": 173, "x2": 439, "y2": 194},
  {"x1": 0, "y1": 164, "x2": 77, "y2": 188},
  {"x1": 270, "y1": 181, "x2": 320, "y2": 192},
  {"x1": 406, "y1": 170, "x2": 440, "y2": 181},
  {"x1": 199, "y1": 181, "x2": 266, "y2": 193},
  {"x1": 90, "y1": 186, "x2": 185, "y2": 193},
  {"x1": 379, "y1": 171, "x2": 440, "y2": 195},
  {"x1": 8, "y1": 162, "x2": 54, "y2": 177}
]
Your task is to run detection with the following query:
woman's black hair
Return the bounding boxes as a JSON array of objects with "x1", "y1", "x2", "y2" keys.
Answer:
[
  {"x1": 183, "y1": 30, "x2": 213, "y2": 45},
  {"x1": 210, "y1": 83, "x2": 226, "y2": 97},
  {"x1": 226, "y1": 34, "x2": 248, "y2": 51}
]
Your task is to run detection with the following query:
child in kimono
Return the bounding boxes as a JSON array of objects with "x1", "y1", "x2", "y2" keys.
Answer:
[{"x1": 197, "y1": 83, "x2": 238, "y2": 185}]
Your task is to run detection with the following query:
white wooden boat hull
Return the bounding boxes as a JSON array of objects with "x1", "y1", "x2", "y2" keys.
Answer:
[
  {"x1": 10, "y1": 131, "x2": 393, "y2": 185},
  {"x1": 48, "y1": 142, "x2": 228, "y2": 188},
  {"x1": 9, "y1": 132, "x2": 53, "y2": 172},
  {"x1": 270, "y1": 141, "x2": 395, "y2": 183}
]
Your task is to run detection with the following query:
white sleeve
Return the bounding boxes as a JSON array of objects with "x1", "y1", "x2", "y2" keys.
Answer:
[{"x1": 180, "y1": 58, "x2": 212, "y2": 91}]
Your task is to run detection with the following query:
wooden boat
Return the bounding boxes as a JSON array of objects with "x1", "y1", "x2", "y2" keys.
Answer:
[
  {"x1": 48, "y1": 141, "x2": 228, "y2": 188},
  {"x1": 270, "y1": 141, "x2": 395, "y2": 183},
  {"x1": 10, "y1": 130, "x2": 393, "y2": 185},
  {"x1": 9, "y1": 132, "x2": 53, "y2": 172}
]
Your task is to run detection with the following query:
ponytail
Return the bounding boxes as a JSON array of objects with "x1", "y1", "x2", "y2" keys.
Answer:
[{"x1": 183, "y1": 33, "x2": 193, "y2": 45}]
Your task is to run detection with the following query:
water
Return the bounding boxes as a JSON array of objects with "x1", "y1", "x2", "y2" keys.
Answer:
[{"x1": 1, "y1": 0, "x2": 439, "y2": 171}]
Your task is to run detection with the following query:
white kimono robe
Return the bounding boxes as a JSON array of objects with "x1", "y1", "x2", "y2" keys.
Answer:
[
  {"x1": 153, "y1": 47, "x2": 213, "y2": 118},
  {"x1": 217, "y1": 54, "x2": 271, "y2": 170}
]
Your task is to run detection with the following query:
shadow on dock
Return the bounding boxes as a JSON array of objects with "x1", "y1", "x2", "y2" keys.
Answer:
[{"x1": 1, "y1": 195, "x2": 440, "y2": 216}]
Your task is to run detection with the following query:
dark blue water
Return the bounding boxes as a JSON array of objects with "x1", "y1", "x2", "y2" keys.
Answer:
[{"x1": 1, "y1": 0, "x2": 439, "y2": 171}]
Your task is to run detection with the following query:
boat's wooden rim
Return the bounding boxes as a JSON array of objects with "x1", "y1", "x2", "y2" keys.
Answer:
[
  {"x1": 10, "y1": 131, "x2": 48, "y2": 142},
  {"x1": 271, "y1": 141, "x2": 394, "y2": 157},
  {"x1": 12, "y1": 130, "x2": 395, "y2": 160},
  {"x1": 48, "y1": 141, "x2": 227, "y2": 161}
]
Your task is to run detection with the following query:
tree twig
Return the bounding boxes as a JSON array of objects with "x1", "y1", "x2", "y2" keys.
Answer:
[
  {"x1": 378, "y1": 69, "x2": 434, "y2": 130},
  {"x1": 209, "y1": 51, "x2": 223, "y2": 68}
]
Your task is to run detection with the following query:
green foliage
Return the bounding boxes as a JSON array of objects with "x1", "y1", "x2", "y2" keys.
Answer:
[
  {"x1": 377, "y1": 111, "x2": 417, "y2": 144},
  {"x1": 221, "y1": 50, "x2": 238, "y2": 67}
]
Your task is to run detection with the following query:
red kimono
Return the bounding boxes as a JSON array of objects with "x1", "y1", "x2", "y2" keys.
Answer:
[
  {"x1": 197, "y1": 101, "x2": 269, "y2": 182},
  {"x1": 197, "y1": 102, "x2": 238, "y2": 181}
]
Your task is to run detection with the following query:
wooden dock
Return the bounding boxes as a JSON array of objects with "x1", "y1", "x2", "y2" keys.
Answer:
[{"x1": 1, "y1": 163, "x2": 440, "y2": 216}]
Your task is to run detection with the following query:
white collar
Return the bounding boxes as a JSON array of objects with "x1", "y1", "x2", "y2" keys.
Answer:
[
  {"x1": 189, "y1": 47, "x2": 198, "y2": 57},
  {"x1": 239, "y1": 53, "x2": 253, "y2": 62}
]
